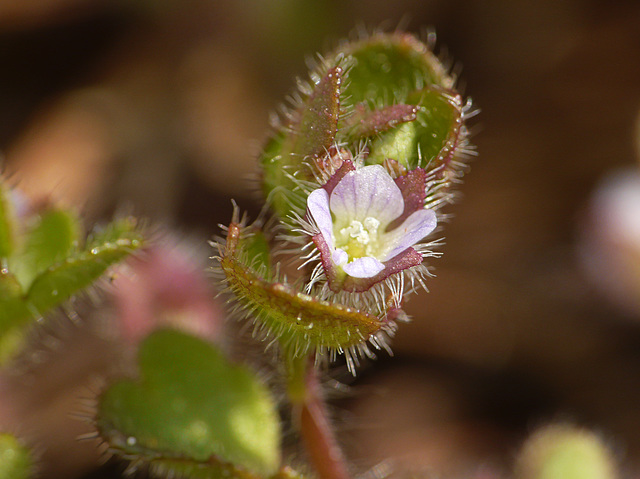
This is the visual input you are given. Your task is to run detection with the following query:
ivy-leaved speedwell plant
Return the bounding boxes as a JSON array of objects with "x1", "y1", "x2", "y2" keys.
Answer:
[{"x1": 94, "y1": 30, "x2": 475, "y2": 479}]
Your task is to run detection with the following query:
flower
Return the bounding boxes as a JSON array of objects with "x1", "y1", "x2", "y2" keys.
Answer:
[{"x1": 306, "y1": 163, "x2": 437, "y2": 292}]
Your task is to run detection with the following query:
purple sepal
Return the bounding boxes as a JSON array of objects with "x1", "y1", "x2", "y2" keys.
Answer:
[
  {"x1": 322, "y1": 160, "x2": 356, "y2": 196},
  {"x1": 312, "y1": 232, "x2": 344, "y2": 290},
  {"x1": 350, "y1": 103, "x2": 419, "y2": 137},
  {"x1": 388, "y1": 168, "x2": 427, "y2": 230}
]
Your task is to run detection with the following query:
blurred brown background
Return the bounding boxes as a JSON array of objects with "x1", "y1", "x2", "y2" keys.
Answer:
[{"x1": 1, "y1": 0, "x2": 640, "y2": 477}]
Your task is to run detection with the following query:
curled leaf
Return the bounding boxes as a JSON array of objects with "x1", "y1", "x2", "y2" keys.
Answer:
[
  {"x1": 366, "y1": 87, "x2": 465, "y2": 171},
  {"x1": 216, "y1": 221, "x2": 396, "y2": 372},
  {"x1": 339, "y1": 31, "x2": 455, "y2": 106},
  {"x1": 262, "y1": 66, "x2": 343, "y2": 219}
]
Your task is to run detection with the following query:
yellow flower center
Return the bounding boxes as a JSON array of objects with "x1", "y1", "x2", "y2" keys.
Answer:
[{"x1": 335, "y1": 217, "x2": 381, "y2": 260}]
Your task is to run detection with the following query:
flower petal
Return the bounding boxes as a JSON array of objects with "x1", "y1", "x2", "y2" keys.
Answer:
[
  {"x1": 381, "y1": 208, "x2": 437, "y2": 261},
  {"x1": 307, "y1": 188, "x2": 334, "y2": 248},
  {"x1": 332, "y1": 248, "x2": 348, "y2": 266},
  {"x1": 342, "y1": 256, "x2": 385, "y2": 278},
  {"x1": 330, "y1": 165, "x2": 404, "y2": 227},
  {"x1": 342, "y1": 247, "x2": 423, "y2": 292}
]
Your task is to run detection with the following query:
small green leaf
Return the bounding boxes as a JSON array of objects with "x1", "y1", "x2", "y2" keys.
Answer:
[
  {"x1": 10, "y1": 208, "x2": 80, "y2": 290},
  {"x1": 340, "y1": 32, "x2": 454, "y2": 107},
  {"x1": 87, "y1": 216, "x2": 141, "y2": 249},
  {"x1": 0, "y1": 271, "x2": 29, "y2": 363},
  {"x1": 25, "y1": 232, "x2": 141, "y2": 316},
  {"x1": 97, "y1": 329, "x2": 281, "y2": 478},
  {"x1": 259, "y1": 32, "x2": 468, "y2": 225},
  {"x1": 366, "y1": 87, "x2": 463, "y2": 170},
  {"x1": 262, "y1": 66, "x2": 342, "y2": 219},
  {"x1": 292, "y1": 66, "x2": 342, "y2": 160},
  {"x1": 0, "y1": 270, "x2": 25, "y2": 321},
  {"x1": 240, "y1": 228, "x2": 272, "y2": 279},
  {"x1": 0, "y1": 215, "x2": 142, "y2": 364},
  {"x1": 218, "y1": 223, "x2": 390, "y2": 356},
  {"x1": 0, "y1": 183, "x2": 17, "y2": 259},
  {"x1": 0, "y1": 327, "x2": 28, "y2": 365},
  {"x1": 0, "y1": 433, "x2": 35, "y2": 479}
]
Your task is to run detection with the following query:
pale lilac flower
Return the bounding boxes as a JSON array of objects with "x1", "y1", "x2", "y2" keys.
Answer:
[
  {"x1": 579, "y1": 168, "x2": 640, "y2": 317},
  {"x1": 306, "y1": 164, "x2": 436, "y2": 290}
]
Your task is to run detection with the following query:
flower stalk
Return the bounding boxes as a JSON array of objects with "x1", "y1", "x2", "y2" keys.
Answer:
[{"x1": 286, "y1": 351, "x2": 351, "y2": 479}]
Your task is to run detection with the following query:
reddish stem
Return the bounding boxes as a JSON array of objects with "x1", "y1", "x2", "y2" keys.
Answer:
[{"x1": 298, "y1": 365, "x2": 351, "y2": 479}]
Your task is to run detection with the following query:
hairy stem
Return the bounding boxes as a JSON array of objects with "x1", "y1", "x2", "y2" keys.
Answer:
[{"x1": 286, "y1": 353, "x2": 351, "y2": 479}]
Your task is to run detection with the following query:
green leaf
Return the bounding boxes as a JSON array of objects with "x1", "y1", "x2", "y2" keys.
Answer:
[
  {"x1": 10, "y1": 208, "x2": 80, "y2": 290},
  {"x1": 86, "y1": 216, "x2": 141, "y2": 249},
  {"x1": 335, "y1": 33, "x2": 465, "y2": 174},
  {"x1": 240, "y1": 228, "x2": 272, "y2": 279},
  {"x1": 25, "y1": 229, "x2": 141, "y2": 315},
  {"x1": 97, "y1": 329, "x2": 281, "y2": 478},
  {"x1": 0, "y1": 183, "x2": 17, "y2": 259},
  {"x1": 0, "y1": 270, "x2": 25, "y2": 322},
  {"x1": 261, "y1": 66, "x2": 342, "y2": 219},
  {"x1": 0, "y1": 433, "x2": 35, "y2": 479},
  {"x1": 0, "y1": 271, "x2": 29, "y2": 363},
  {"x1": 0, "y1": 215, "x2": 142, "y2": 365},
  {"x1": 218, "y1": 222, "x2": 390, "y2": 357},
  {"x1": 292, "y1": 66, "x2": 342, "y2": 160},
  {"x1": 259, "y1": 32, "x2": 468, "y2": 223},
  {"x1": 340, "y1": 32, "x2": 454, "y2": 107},
  {"x1": 365, "y1": 87, "x2": 463, "y2": 170}
]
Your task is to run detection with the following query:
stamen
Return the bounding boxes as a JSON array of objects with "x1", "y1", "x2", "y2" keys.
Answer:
[{"x1": 337, "y1": 217, "x2": 381, "y2": 260}]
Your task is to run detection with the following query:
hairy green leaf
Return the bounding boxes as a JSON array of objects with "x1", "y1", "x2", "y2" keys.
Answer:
[
  {"x1": 340, "y1": 32, "x2": 454, "y2": 106},
  {"x1": 218, "y1": 223, "x2": 391, "y2": 357},
  {"x1": 0, "y1": 214, "x2": 143, "y2": 364},
  {"x1": 262, "y1": 66, "x2": 342, "y2": 218},
  {"x1": 0, "y1": 271, "x2": 28, "y2": 363},
  {"x1": 10, "y1": 208, "x2": 80, "y2": 290},
  {"x1": 97, "y1": 329, "x2": 281, "y2": 478},
  {"x1": 25, "y1": 231, "x2": 140, "y2": 315},
  {"x1": 366, "y1": 87, "x2": 464, "y2": 170}
]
